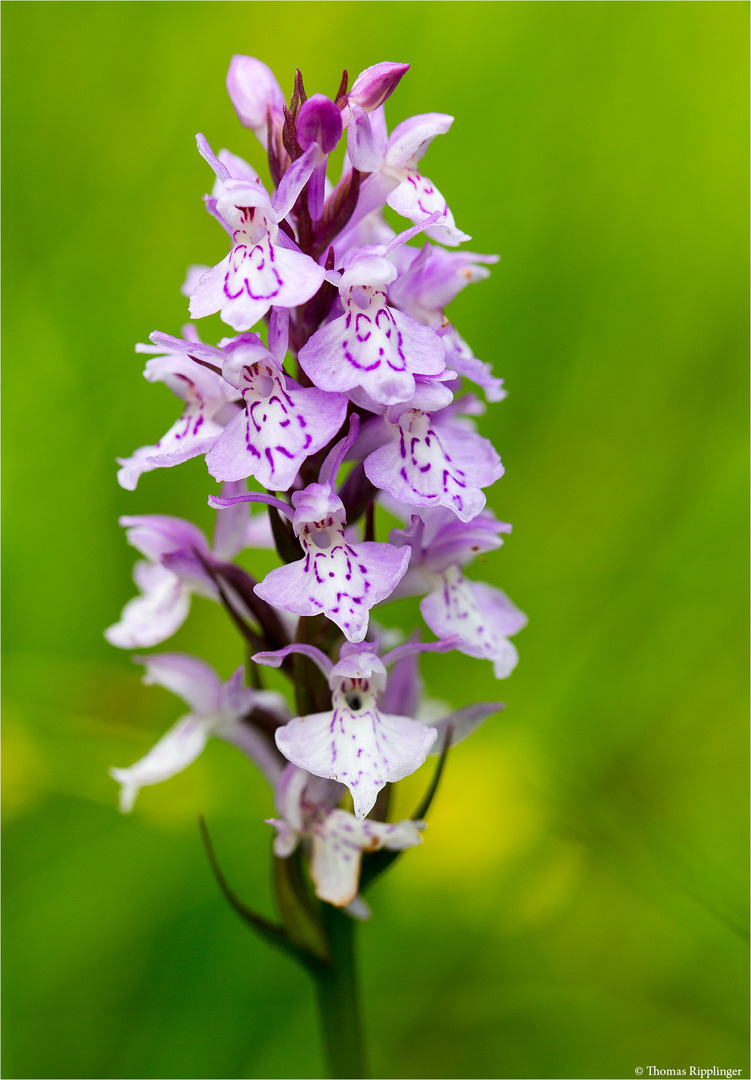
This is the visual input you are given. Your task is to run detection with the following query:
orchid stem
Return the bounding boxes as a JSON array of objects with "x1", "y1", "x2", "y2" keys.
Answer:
[{"x1": 314, "y1": 905, "x2": 368, "y2": 1079}]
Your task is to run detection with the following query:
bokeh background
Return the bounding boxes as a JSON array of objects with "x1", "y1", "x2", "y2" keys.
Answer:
[{"x1": 3, "y1": 3, "x2": 748, "y2": 1078}]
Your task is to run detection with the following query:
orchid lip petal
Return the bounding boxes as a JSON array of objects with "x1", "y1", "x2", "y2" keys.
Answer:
[{"x1": 275, "y1": 701, "x2": 437, "y2": 820}]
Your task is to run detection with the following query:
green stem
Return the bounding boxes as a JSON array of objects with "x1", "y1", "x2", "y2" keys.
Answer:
[{"x1": 314, "y1": 905, "x2": 368, "y2": 1079}]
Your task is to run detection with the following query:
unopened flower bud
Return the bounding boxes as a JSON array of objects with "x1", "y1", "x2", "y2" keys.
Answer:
[{"x1": 349, "y1": 61, "x2": 410, "y2": 111}]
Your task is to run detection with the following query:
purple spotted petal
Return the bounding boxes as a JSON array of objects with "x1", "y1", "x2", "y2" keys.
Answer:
[
  {"x1": 387, "y1": 171, "x2": 470, "y2": 247},
  {"x1": 298, "y1": 295, "x2": 445, "y2": 406},
  {"x1": 310, "y1": 809, "x2": 423, "y2": 906},
  {"x1": 189, "y1": 181, "x2": 325, "y2": 331},
  {"x1": 255, "y1": 540, "x2": 410, "y2": 643},
  {"x1": 420, "y1": 567, "x2": 527, "y2": 678},
  {"x1": 191, "y1": 237, "x2": 325, "y2": 332},
  {"x1": 117, "y1": 343, "x2": 239, "y2": 490},
  {"x1": 206, "y1": 368, "x2": 347, "y2": 490},
  {"x1": 275, "y1": 703, "x2": 437, "y2": 819},
  {"x1": 364, "y1": 409, "x2": 503, "y2": 522}
]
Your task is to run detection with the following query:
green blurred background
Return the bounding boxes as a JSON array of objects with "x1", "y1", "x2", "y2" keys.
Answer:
[{"x1": 2, "y1": 2, "x2": 748, "y2": 1078}]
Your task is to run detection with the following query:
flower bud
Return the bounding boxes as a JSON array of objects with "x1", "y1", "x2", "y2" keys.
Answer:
[
  {"x1": 226, "y1": 55, "x2": 285, "y2": 138},
  {"x1": 349, "y1": 61, "x2": 410, "y2": 111},
  {"x1": 296, "y1": 93, "x2": 342, "y2": 153}
]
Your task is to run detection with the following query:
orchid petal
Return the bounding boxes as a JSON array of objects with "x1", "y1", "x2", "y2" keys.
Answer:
[
  {"x1": 297, "y1": 94, "x2": 342, "y2": 153},
  {"x1": 385, "y1": 113, "x2": 454, "y2": 167},
  {"x1": 133, "y1": 652, "x2": 223, "y2": 715},
  {"x1": 310, "y1": 810, "x2": 423, "y2": 906},
  {"x1": 110, "y1": 713, "x2": 213, "y2": 812},
  {"x1": 298, "y1": 295, "x2": 445, "y2": 406},
  {"x1": 206, "y1": 366, "x2": 347, "y2": 490},
  {"x1": 272, "y1": 143, "x2": 319, "y2": 219},
  {"x1": 196, "y1": 133, "x2": 231, "y2": 182},
  {"x1": 387, "y1": 172, "x2": 470, "y2": 247},
  {"x1": 364, "y1": 409, "x2": 502, "y2": 521},
  {"x1": 420, "y1": 568, "x2": 527, "y2": 678},
  {"x1": 104, "y1": 563, "x2": 191, "y2": 649},
  {"x1": 255, "y1": 539, "x2": 410, "y2": 643},
  {"x1": 347, "y1": 104, "x2": 384, "y2": 172},
  {"x1": 275, "y1": 704, "x2": 437, "y2": 819},
  {"x1": 426, "y1": 701, "x2": 504, "y2": 752},
  {"x1": 226, "y1": 55, "x2": 285, "y2": 145},
  {"x1": 253, "y1": 643, "x2": 334, "y2": 681}
]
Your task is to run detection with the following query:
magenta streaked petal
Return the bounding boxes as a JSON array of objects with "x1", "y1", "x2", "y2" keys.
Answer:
[
  {"x1": 275, "y1": 704, "x2": 436, "y2": 820},
  {"x1": 298, "y1": 292, "x2": 445, "y2": 406},
  {"x1": 206, "y1": 366, "x2": 347, "y2": 490},
  {"x1": 255, "y1": 538, "x2": 410, "y2": 643},
  {"x1": 420, "y1": 568, "x2": 526, "y2": 679},
  {"x1": 364, "y1": 409, "x2": 502, "y2": 522},
  {"x1": 387, "y1": 171, "x2": 470, "y2": 246}
]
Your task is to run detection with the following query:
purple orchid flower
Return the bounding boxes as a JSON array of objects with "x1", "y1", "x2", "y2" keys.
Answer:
[
  {"x1": 189, "y1": 137, "x2": 326, "y2": 331},
  {"x1": 204, "y1": 334, "x2": 348, "y2": 491},
  {"x1": 110, "y1": 653, "x2": 289, "y2": 812},
  {"x1": 391, "y1": 509, "x2": 527, "y2": 678},
  {"x1": 254, "y1": 637, "x2": 456, "y2": 819},
  {"x1": 267, "y1": 764, "x2": 423, "y2": 907},
  {"x1": 105, "y1": 487, "x2": 270, "y2": 649},
  {"x1": 346, "y1": 107, "x2": 470, "y2": 246},
  {"x1": 116, "y1": 328, "x2": 240, "y2": 491},
  {"x1": 362, "y1": 398, "x2": 504, "y2": 522},
  {"x1": 298, "y1": 227, "x2": 446, "y2": 406},
  {"x1": 105, "y1": 515, "x2": 215, "y2": 649},
  {"x1": 211, "y1": 417, "x2": 410, "y2": 641}
]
